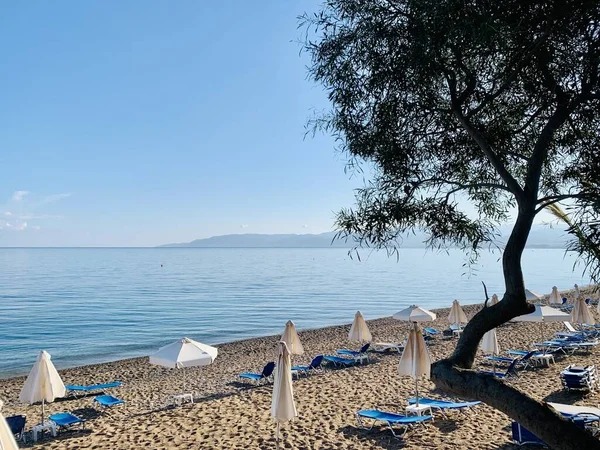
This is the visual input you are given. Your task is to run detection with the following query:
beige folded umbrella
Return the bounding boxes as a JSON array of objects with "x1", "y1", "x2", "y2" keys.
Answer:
[
  {"x1": 548, "y1": 286, "x2": 562, "y2": 306},
  {"x1": 448, "y1": 299, "x2": 468, "y2": 330},
  {"x1": 398, "y1": 322, "x2": 431, "y2": 407},
  {"x1": 480, "y1": 328, "x2": 500, "y2": 374},
  {"x1": 490, "y1": 294, "x2": 499, "y2": 306},
  {"x1": 19, "y1": 351, "x2": 66, "y2": 426},
  {"x1": 348, "y1": 311, "x2": 372, "y2": 343},
  {"x1": 280, "y1": 321, "x2": 304, "y2": 356},
  {"x1": 571, "y1": 298, "x2": 594, "y2": 325},
  {"x1": 0, "y1": 400, "x2": 19, "y2": 450},
  {"x1": 271, "y1": 341, "x2": 297, "y2": 449}
]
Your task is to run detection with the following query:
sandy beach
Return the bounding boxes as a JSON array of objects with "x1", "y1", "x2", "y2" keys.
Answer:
[{"x1": 1, "y1": 285, "x2": 599, "y2": 450}]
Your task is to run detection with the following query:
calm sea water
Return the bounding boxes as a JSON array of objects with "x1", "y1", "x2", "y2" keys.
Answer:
[{"x1": 0, "y1": 247, "x2": 592, "y2": 377}]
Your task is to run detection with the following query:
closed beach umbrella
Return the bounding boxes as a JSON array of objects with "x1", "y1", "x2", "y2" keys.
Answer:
[
  {"x1": 150, "y1": 337, "x2": 218, "y2": 393},
  {"x1": 0, "y1": 400, "x2": 19, "y2": 450},
  {"x1": 398, "y1": 322, "x2": 431, "y2": 407},
  {"x1": 548, "y1": 286, "x2": 562, "y2": 306},
  {"x1": 490, "y1": 294, "x2": 499, "y2": 306},
  {"x1": 280, "y1": 321, "x2": 304, "y2": 356},
  {"x1": 348, "y1": 311, "x2": 372, "y2": 343},
  {"x1": 271, "y1": 341, "x2": 297, "y2": 449},
  {"x1": 448, "y1": 299, "x2": 468, "y2": 329},
  {"x1": 393, "y1": 305, "x2": 437, "y2": 322},
  {"x1": 480, "y1": 328, "x2": 499, "y2": 355},
  {"x1": 571, "y1": 298, "x2": 594, "y2": 325},
  {"x1": 19, "y1": 350, "x2": 66, "y2": 426},
  {"x1": 525, "y1": 289, "x2": 543, "y2": 302}
]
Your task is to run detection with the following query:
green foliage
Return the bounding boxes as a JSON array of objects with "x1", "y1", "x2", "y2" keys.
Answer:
[{"x1": 300, "y1": 0, "x2": 600, "y2": 261}]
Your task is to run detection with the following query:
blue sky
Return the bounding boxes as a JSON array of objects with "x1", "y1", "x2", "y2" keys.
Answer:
[
  {"x1": 0, "y1": 1, "x2": 364, "y2": 246},
  {"x1": 0, "y1": 2, "x2": 553, "y2": 247}
]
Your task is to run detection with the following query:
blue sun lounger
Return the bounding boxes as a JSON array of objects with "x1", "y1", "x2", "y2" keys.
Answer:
[
  {"x1": 66, "y1": 381, "x2": 123, "y2": 396},
  {"x1": 239, "y1": 361, "x2": 275, "y2": 383},
  {"x1": 323, "y1": 355, "x2": 357, "y2": 367},
  {"x1": 407, "y1": 398, "x2": 481, "y2": 416},
  {"x1": 94, "y1": 394, "x2": 125, "y2": 410},
  {"x1": 291, "y1": 355, "x2": 323, "y2": 377},
  {"x1": 49, "y1": 412, "x2": 86, "y2": 432},
  {"x1": 478, "y1": 358, "x2": 519, "y2": 379},
  {"x1": 336, "y1": 343, "x2": 370, "y2": 363},
  {"x1": 356, "y1": 409, "x2": 433, "y2": 438}
]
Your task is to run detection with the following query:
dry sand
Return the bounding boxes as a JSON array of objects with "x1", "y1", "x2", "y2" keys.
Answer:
[{"x1": 1, "y1": 285, "x2": 599, "y2": 449}]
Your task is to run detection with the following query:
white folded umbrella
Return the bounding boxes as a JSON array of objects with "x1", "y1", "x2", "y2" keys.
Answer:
[
  {"x1": 280, "y1": 321, "x2": 304, "y2": 356},
  {"x1": 0, "y1": 400, "x2": 19, "y2": 450},
  {"x1": 271, "y1": 341, "x2": 297, "y2": 449},
  {"x1": 448, "y1": 299, "x2": 468, "y2": 329},
  {"x1": 548, "y1": 286, "x2": 562, "y2": 306},
  {"x1": 571, "y1": 298, "x2": 594, "y2": 325},
  {"x1": 19, "y1": 350, "x2": 66, "y2": 426},
  {"x1": 398, "y1": 322, "x2": 431, "y2": 407},
  {"x1": 348, "y1": 311, "x2": 372, "y2": 343},
  {"x1": 489, "y1": 294, "x2": 499, "y2": 306},
  {"x1": 149, "y1": 337, "x2": 218, "y2": 393},
  {"x1": 480, "y1": 328, "x2": 499, "y2": 355}
]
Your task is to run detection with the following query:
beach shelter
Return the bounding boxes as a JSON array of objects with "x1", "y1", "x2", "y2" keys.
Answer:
[
  {"x1": 571, "y1": 298, "x2": 594, "y2": 325},
  {"x1": 19, "y1": 350, "x2": 66, "y2": 426},
  {"x1": 280, "y1": 321, "x2": 304, "y2": 356},
  {"x1": 511, "y1": 305, "x2": 571, "y2": 342},
  {"x1": 548, "y1": 286, "x2": 562, "y2": 306},
  {"x1": 448, "y1": 299, "x2": 468, "y2": 330},
  {"x1": 0, "y1": 400, "x2": 19, "y2": 450},
  {"x1": 348, "y1": 311, "x2": 372, "y2": 343},
  {"x1": 398, "y1": 322, "x2": 432, "y2": 407},
  {"x1": 271, "y1": 341, "x2": 297, "y2": 449},
  {"x1": 490, "y1": 294, "x2": 500, "y2": 306},
  {"x1": 480, "y1": 328, "x2": 500, "y2": 373},
  {"x1": 149, "y1": 337, "x2": 218, "y2": 392},
  {"x1": 525, "y1": 289, "x2": 543, "y2": 302},
  {"x1": 393, "y1": 305, "x2": 437, "y2": 322}
]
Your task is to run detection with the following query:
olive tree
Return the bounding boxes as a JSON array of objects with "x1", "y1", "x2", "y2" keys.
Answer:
[{"x1": 301, "y1": 0, "x2": 600, "y2": 448}]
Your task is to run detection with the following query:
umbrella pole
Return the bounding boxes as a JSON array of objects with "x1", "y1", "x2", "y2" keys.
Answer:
[
  {"x1": 413, "y1": 324, "x2": 419, "y2": 407},
  {"x1": 42, "y1": 398, "x2": 45, "y2": 426},
  {"x1": 276, "y1": 422, "x2": 280, "y2": 450},
  {"x1": 183, "y1": 368, "x2": 186, "y2": 395},
  {"x1": 415, "y1": 378, "x2": 419, "y2": 407}
]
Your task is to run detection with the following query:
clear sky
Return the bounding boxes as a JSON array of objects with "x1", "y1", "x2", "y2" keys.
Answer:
[
  {"x1": 0, "y1": 2, "x2": 553, "y2": 247},
  {"x1": 0, "y1": 1, "x2": 362, "y2": 246}
]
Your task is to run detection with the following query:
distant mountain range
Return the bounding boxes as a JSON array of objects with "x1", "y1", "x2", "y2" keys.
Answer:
[{"x1": 158, "y1": 225, "x2": 571, "y2": 249}]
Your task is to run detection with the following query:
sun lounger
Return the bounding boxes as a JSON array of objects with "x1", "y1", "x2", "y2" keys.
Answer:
[
  {"x1": 548, "y1": 402, "x2": 600, "y2": 434},
  {"x1": 323, "y1": 355, "x2": 357, "y2": 367},
  {"x1": 239, "y1": 361, "x2": 275, "y2": 383},
  {"x1": 371, "y1": 342, "x2": 404, "y2": 353},
  {"x1": 6, "y1": 415, "x2": 26, "y2": 442},
  {"x1": 512, "y1": 418, "x2": 586, "y2": 446},
  {"x1": 507, "y1": 350, "x2": 555, "y2": 366},
  {"x1": 485, "y1": 351, "x2": 535, "y2": 370},
  {"x1": 561, "y1": 365, "x2": 598, "y2": 392},
  {"x1": 423, "y1": 327, "x2": 440, "y2": 337},
  {"x1": 336, "y1": 343, "x2": 370, "y2": 363},
  {"x1": 478, "y1": 358, "x2": 519, "y2": 379},
  {"x1": 291, "y1": 355, "x2": 323, "y2": 377},
  {"x1": 94, "y1": 394, "x2": 125, "y2": 410},
  {"x1": 406, "y1": 397, "x2": 481, "y2": 416},
  {"x1": 49, "y1": 412, "x2": 86, "y2": 432},
  {"x1": 65, "y1": 381, "x2": 123, "y2": 396},
  {"x1": 356, "y1": 409, "x2": 433, "y2": 438}
]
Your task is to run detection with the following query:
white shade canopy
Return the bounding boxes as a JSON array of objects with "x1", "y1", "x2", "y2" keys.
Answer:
[
  {"x1": 19, "y1": 351, "x2": 66, "y2": 404},
  {"x1": 548, "y1": 286, "x2": 562, "y2": 306},
  {"x1": 448, "y1": 299, "x2": 468, "y2": 325},
  {"x1": 511, "y1": 305, "x2": 570, "y2": 323},
  {"x1": 281, "y1": 321, "x2": 304, "y2": 356},
  {"x1": 149, "y1": 337, "x2": 218, "y2": 369},
  {"x1": 490, "y1": 294, "x2": 499, "y2": 306},
  {"x1": 348, "y1": 311, "x2": 372, "y2": 343},
  {"x1": 480, "y1": 328, "x2": 499, "y2": 355},
  {"x1": 271, "y1": 341, "x2": 297, "y2": 447},
  {"x1": 571, "y1": 298, "x2": 595, "y2": 325},
  {"x1": 525, "y1": 289, "x2": 543, "y2": 301},
  {"x1": 0, "y1": 400, "x2": 19, "y2": 450},
  {"x1": 393, "y1": 305, "x2": 436, "y2": 322},
  {"x1": 398, "y1": 322, "x2": 431, "y2": 407}
]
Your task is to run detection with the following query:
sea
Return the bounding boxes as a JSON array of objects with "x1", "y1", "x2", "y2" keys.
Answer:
[{"x1": 0, "y1": 247, "x2": 592, "y2": 378}]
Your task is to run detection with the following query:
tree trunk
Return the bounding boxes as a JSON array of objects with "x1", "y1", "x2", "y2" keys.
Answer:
[{"x1": 431, "y1": 202, "x2": 600, "y2": 449}]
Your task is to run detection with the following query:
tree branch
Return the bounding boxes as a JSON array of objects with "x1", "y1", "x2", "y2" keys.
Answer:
[{"x1": 535, "y1": 192, "x2": 596, "y2": 214}]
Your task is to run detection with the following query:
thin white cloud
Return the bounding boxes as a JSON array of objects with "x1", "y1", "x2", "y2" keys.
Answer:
[
  {"x1": 301, "y1": 224, "x2": 309, "y2": 228},
  {"x1": 4, "y1": 211, "x2": 12, "y2": 216},
  {"x1": 240, "y1": 224, "x2": 249, "y2": 228},
  {"x1": 36, "y1": 193, "x2": 72, "y2": 207},
  {"x1": 12, "y1": 190, "x2": 29, "y2": 202},
  {"x1": 18, "y1": 214, "x2": 62, "y2": 220}
]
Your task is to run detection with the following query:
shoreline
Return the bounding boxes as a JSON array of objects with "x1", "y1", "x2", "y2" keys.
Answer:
[
  {"x1": 1, "y1": 285, "x2": 599, "y2": 448},
  {"x1": 2, "y1": 284, "x2": 597, "y2": 381}
]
